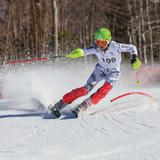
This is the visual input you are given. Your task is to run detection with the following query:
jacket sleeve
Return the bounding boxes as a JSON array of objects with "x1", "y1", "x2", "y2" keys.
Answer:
[
  {"x1": 119, "y1": 43, "x2": 138, "y2": 56},
  {"x1": 83, "y1": 45, "x2": 97, "y2": 56}
]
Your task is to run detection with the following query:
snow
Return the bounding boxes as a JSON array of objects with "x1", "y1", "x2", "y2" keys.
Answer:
[{"x1": 0, "y1": 61, "x2": 160, "y2": 160}]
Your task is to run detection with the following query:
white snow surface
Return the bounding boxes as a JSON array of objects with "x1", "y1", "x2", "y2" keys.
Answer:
[{"x1": 0, "y1": 60, "x2": 160, "y2": 160}]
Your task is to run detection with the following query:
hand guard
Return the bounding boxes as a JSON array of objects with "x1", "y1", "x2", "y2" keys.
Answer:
[
  {"x1": 65, "y1": 48, "x2": 84, "y2": 58},
  {"x1": 131, "y1": 54, "x2": 141, "y2": 70}
]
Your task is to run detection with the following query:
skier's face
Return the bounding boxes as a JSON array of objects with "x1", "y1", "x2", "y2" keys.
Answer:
[{"x1": 96, "y1": 40, "x2": 110, "y2": 50}]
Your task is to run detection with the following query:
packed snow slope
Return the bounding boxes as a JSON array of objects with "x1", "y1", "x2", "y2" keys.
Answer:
[{"x1": 0, "y1": 59, "x2": 160, "y2": 160}]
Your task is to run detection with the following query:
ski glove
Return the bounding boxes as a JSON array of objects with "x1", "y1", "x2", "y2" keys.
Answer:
[
  {"x1": 131, "y1": 54, "x2": 141, "y2": 70},
  {"x1": 65, "y1": 48, "x2": 84, "y2": 58}
]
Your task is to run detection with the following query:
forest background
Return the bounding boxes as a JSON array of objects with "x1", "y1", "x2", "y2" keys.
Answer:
[{"x1": 0, "y1": 0, "x2": 160, "y2": 65}]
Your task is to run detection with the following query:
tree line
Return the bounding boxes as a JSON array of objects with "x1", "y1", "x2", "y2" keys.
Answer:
[{"x1": 0, "y1": 0, "x2": 160, "y2": 65}]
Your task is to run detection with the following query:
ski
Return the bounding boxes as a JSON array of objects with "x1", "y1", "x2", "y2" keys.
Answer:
[{"x1": 48, "y1": 104, "x2": 80, "y2": 118}]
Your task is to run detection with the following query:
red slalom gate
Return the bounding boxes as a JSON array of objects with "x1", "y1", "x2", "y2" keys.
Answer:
[{"x1": 110, "y1": 91, "x2": 156, "y2": 102}]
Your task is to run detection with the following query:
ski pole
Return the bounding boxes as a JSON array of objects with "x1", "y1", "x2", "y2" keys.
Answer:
[
  {"x1": 136, "y1": 71, "x2": 140, "y2": 84},
  {"x1": 52, "y1": 55, "x2": 65, "y2": 58}
]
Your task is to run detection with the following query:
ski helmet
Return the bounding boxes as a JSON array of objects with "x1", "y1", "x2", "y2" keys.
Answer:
[{"x1": 95, "y1": 28, "x2": 112, "y2": 41}]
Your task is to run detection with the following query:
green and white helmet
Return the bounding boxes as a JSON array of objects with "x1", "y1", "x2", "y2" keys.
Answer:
[{"x1": 95, "y1": 28, "x2": 112, "y2": 41}]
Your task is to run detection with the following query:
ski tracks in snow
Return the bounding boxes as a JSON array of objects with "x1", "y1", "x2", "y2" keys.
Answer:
[{"x1": 1, "y1": 98, "x2": 160, "y2": 160}]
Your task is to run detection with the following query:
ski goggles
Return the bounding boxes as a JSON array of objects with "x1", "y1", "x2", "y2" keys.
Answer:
[{"x1": 95, "y1": 40, "x2": 110, "y2": 49}]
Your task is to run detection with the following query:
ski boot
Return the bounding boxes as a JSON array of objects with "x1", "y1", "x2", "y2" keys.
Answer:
[
  {"x1": 72, "y1": 107, "x2": 80, "y2": 118},
  {"x1": 72, "y1": 98, "x2": 91, "y2": 118},
  {"x1": 49, "y1": 100, "x2": 67, "y2": 118}
]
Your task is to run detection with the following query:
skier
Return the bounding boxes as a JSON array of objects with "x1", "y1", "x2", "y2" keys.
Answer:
[{"x1": 49, "y1": 27, "x2": 141, "y2": 118}]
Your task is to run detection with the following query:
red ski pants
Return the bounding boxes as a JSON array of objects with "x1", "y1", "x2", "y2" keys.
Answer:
[
  {"x1": 62, "y1": 87, "x2": 89, "y2": 104},
  {"x1": 62, "y1": 82, "x2": 112, "y2": 105},
  {"x1": 91, "y1": 82, "x2": 112, "y2": 104}
]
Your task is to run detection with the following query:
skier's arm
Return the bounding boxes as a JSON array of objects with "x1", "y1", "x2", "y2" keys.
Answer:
[
  {"x1": 119, "y1": 43, "x2": 141, "y2": 70},
  {"x1": 65, "y1": 46, "x2": 96, "y2": 58},
  {"x1": 119, "y1": 43, "x2": 137, "y2": 56}
]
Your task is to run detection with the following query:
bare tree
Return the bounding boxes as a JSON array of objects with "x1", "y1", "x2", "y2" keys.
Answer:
[{"x1": 0, "y1": 0, "x2": 160, "y2": 64}]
